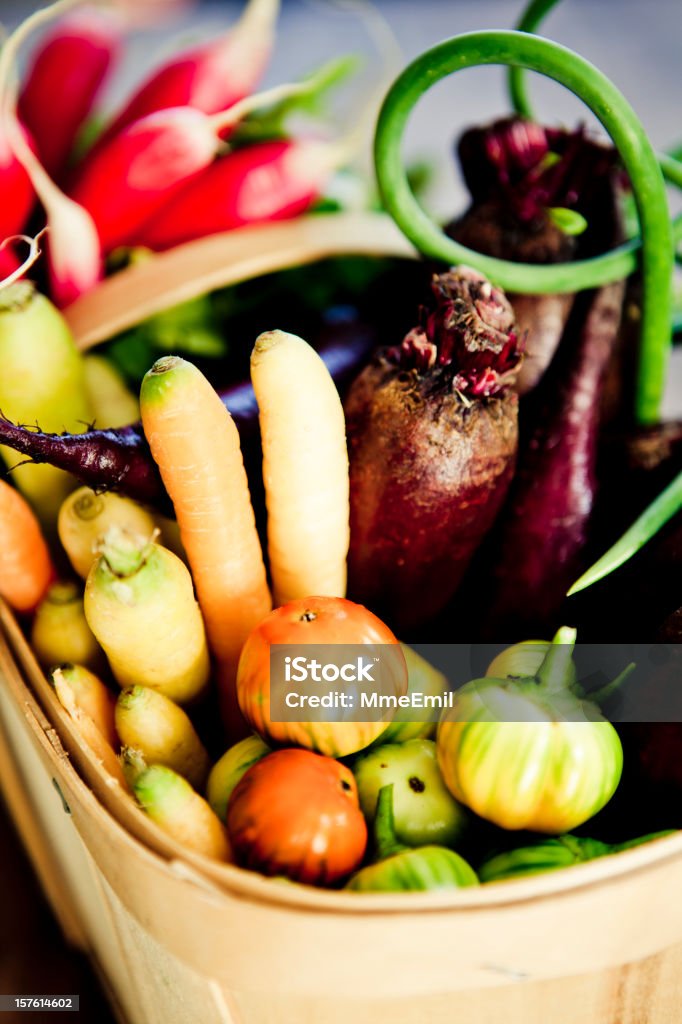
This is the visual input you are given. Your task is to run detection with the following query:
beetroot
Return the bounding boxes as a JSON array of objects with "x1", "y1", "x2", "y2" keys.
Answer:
[{"x1": 345, "y1": 268, "x2": 522, "y2": 632}]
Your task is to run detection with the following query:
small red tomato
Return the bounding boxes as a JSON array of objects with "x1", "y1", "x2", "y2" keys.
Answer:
[
  {"x1": 227, "y1": 748, "x2": 367, "y2": 885},
  {"x1": 236, "y1": 596, "x2": 407, "y2": 757}
]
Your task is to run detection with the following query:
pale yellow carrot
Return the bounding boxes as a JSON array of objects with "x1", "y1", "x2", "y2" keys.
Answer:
[
  {"x1": 83, "y1": 353, "x2": 139, "y2": 427},
  {"x1": 115, "y1": 686, "x2": 210, "y2": 789},
  {"x1": 250, "y1": 329, "x2": 349, "y2": 604},
  {"x1": 52, "y1": 666, "x2": 127, "y2": 789},
  {"x1": 31, "y1": 581, "x2": 105, "y2": 673},
  {"x1": 84, "y1": 527, "x2": 210, "y2": 704},
  {"x1": 134, "y1": 765, "x2": 231, "y2": 861},
  {"x1": 52, "y1": 664, "x2": 117, "y2": 747},
  {"x1": 58, "y1": 486, "x2": 156, "y2": 579}
]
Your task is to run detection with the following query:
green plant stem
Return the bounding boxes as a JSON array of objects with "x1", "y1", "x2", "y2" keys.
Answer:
[
  {"x1": 568, "y1": 470, "x2": 682, "y2": 595},
  {"x1": 508, "y1": 0, "x2": 562, "y2": 116},
  {"x1": 373, "y1": 785, "x2": 407, "y2": 860},
  {"x1": 509, "y1": 0, "x2": 682, "y2": 191},
  {"x1": 373, "y1": 30, "x2": 673, "y2": 423},
  {"x1": 536, "y1": 626, "x2": 576, "y2": 692}
]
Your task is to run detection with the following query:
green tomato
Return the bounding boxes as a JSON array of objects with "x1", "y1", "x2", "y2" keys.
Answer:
[
  {"x1": 375, "y1": 645, "x2": 450, "y2": 744},
  {"x1": 479, "y1": 830, "x2": 675, "y2": 883},
  {"x1": 345, "y1": 784, "x2": 478, "y2": 892},
  {"x1": 353, "y1": 738, "x2": 469, "y2": 848},
  {"x1": 206, "y1": 734, "x2": 271, "y2": 822},
  {"x1": 347, "y1": 845, "x2": 478, "y2": 892},
  {"x1": 486, "y1": 640, "x2": 577, "y2": 689},
  {"x1": 478, "y1": 835, "x2": 607, "y2": 883}
]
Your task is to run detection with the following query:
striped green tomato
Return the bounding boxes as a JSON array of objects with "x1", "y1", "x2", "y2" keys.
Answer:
[
  {"x1": 345, "y1": 784, "x2": 478, "y2": 893},
  {"x1": 373, "y1": 645, "x2": 450, "y2": 744},
  {"x1": 479, "y1": 830, "x2": 675, "y2": 883},
  {"x1": 437, "y1": 628, "x2": 624, "y2": 834},
  {"x1": 347, "y1": 845, "x2": 479, "y2": 892},
  {"x1": 206, "y1": 735, "x2": 271, "y2": 822},
  {"x1": 486, "y1": 640, "x2": 577, "y2": 689}
]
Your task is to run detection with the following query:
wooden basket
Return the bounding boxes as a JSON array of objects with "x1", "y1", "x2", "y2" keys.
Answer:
[{"x1": 2, "y1": 214, "x2": 682, "y2": 1024}]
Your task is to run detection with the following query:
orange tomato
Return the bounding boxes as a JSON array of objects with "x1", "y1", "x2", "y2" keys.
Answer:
[
  {"x1": 236, "y1": 596, "x2": 407, "y2": 757},
  {"x1": 227, "y1": 748, "x2": 367, "y2": 885}
]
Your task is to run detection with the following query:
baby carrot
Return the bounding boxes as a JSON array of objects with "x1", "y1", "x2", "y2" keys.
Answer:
[
  {"x1": 31, "y1": 581, "x2": 105, "y2": 674},
  {"x1": 58, "y1": 486, "x2": 156, "y2": 579},
  {"x1": 52, "y1": 664, "x2": 117, "y2": 749},
  {"x1": 140, "y1": 357, "x2": 271, "y2": 680},
  {"x1": 115, "y1": 686, "x2": 210, "y2": 790},
  {"x1": 83, "y1": 354, "x2": 139, "y2": 428},
  {"x1": 251, "y1": 330, "x2": 349, "y2": 604},
  {"x1": 134, "y1": 765, "x2": 231, "y2": 861},
  {"x1": 0, "y1": 480, "x2": 54, "y2": 613},
  {"x1": 84, "y1": 527, "x2": 210, "y2": 703}
]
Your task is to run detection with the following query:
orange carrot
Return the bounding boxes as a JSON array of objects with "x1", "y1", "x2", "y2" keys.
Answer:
[
  {"x1": 0, "y1": 479, "x2": 54, "y2": 613},
  {"x1": 140, "y1": 357, "x2": 272, "y2": 684}
]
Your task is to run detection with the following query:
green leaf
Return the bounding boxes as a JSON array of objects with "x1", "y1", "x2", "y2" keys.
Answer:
[
  {"x1": 568, "y1": 470, "x2": 682, "y2": 594},
  {"x1": 230, "y1": 54, "x2": 361, "y2": 148},
  {"x1": 547, "y1": 206, "x2": 589, "y2": 236}
]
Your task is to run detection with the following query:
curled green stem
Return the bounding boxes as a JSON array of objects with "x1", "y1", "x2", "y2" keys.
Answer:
[
  {"x1": 374, "y1": 30, "x2": 673, "y2": 423},
  {"x1": 509, "y1": 0, "x2": 682, "y2": 192}
]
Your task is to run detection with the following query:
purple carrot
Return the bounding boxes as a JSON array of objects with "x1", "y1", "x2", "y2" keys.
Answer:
[
  {"x1": 483, "y1": 275, "x2": 626, "y2": 636},
  {"x1": 0, "y1": 327, "x2": 374, "y2": 514}
]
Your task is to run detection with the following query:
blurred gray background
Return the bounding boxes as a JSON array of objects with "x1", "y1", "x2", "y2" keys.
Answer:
[{"x1": 5, "y1": 0, "x2": 682, "y2": 210}]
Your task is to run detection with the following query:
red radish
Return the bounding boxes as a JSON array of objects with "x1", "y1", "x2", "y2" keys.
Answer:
[
  {"x1": 69, "y1": 80, "x2": 323, "y2": 254},
  {"x1": 11, "y1": 121, "x2": 102, "y2": 306},
  {"x1": 0, "y1": 0, "x2": 101, "y2": 305},
  {"x1": 3, "y1": 107, "x2": 101, "y2": 305},
  {"x1": 345, "y1": 268, "x2": 523, "y2": 632},
  {"x1": 0, "y1": 125, "x2": 34, "y2": 240},
  {"x1": 18, "y1": 7, "x2": 123, "y2": 181},
  {"x1": 92, "y1": 0, "x2": 280, "y2": 153},
  {"x1": 139, "y1": 138, "x2": 338, "y2": 251}
]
